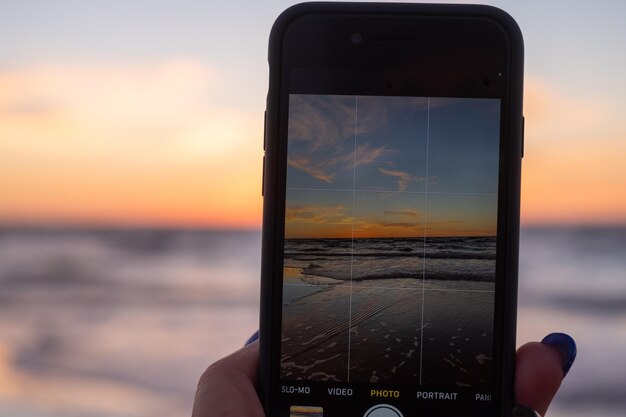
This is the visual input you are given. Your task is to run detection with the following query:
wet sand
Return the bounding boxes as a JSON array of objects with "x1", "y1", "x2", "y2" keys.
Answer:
[
  {"x1": 281, "y1": 272, "x2": 493, "y2": 387},
  {"x1": 420, "y1": 286, "x2": 494, "y2": 388}
]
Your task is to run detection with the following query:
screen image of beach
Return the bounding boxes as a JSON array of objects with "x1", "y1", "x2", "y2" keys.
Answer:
[{"x1": 281, "y1": 94, "x2": 500, "y2": 388}]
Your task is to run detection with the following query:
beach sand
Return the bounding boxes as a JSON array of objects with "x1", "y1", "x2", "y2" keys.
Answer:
[
  {"x1": 281, "y1": 281, "x2": 351, "y2": 381},
  {"x1": 420, "y1": 284, "x2": 494, "y2": 388},
  {"x1": 281, "y1": 270, "x2": 494, "y2": 387}
]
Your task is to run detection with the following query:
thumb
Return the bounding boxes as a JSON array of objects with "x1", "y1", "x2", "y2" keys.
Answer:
[
  {"x1": 192, "y1": 341, "x2": 262, "y2": 417},
  {"x1": 514, "y1": 333, "x2": 577, "y2": 416}
]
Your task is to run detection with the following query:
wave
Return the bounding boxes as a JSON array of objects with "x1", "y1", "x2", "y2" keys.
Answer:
[
  {"x1": 286, "y1": 251, "x2": 495, "y2": 260},
  {"x1": 300, "y1": 259, "x2": 495, "y2": 282},
  {"x1": 285, "y1": 237, "x2": 496, "y2": 264}
]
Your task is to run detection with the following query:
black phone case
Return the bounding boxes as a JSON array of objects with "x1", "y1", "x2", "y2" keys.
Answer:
[{"x1": 260, "y1": 3, "x2": 524, "y2": 416}]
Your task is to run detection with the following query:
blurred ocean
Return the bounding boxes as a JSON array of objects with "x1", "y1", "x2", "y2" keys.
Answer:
[{"x1": 0, "y1": 227, "x2": 624, "y2": 417}]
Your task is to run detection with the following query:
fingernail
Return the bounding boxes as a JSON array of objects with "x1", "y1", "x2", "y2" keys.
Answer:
[
  {"x1": 244, "y1": 330, "x2": 259, "y2": 346},
  {"x1": 512, "y1": 405, "x2": 541, "y2": 417},
  {"x1": 541, "y1": 332, "x2": 577, "y2": 377}
]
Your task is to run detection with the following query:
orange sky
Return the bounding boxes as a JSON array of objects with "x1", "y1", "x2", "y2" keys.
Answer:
[
  {"x1": 285, "y1": 221, "x2": 497, "y2": 239},
  {"x1": 521, "y1": 77, "x2": 626, "y2": 225},
  {"x1": 284, "y1": 196, "x2": 497, "y2": 239},
  {"x1": 0, "y1": 61, "x2": 263, "y2": 228},
  {"x1": 0, "y1": 65, "x2": 624, "y2": 228}
]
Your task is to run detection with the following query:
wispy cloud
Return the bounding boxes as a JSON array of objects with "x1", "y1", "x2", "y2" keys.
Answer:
[
  {"x1": 378, "y1": 168, "x2": 425, "y2": 191},
  {"x1": 288, "y1": 95, "x2": 356, "y2": 150},
  {"x1": 383, "y1": 209, "x2": 422, "y2": 218},
  {"x1": 355, "y1": 96, "x2": 428, "y2": 134},
  {"x1": 287, "y1": 157, "x2": 336, "y2": 183},
  {"x1": 424, "y1": 220, "x2": 495, "y2": 237},
  {"x1": 375, "y1": 221, "x2": 421, "y2": 228},
  {"x1": 286, "y1": 205, "x2": 352, "y2": 224},
  {"x1": 353, "y1": 144, "x2": 386, "y2": 167},
  {"x1": 354, "y1": 216, "x2": 424, "y2": 237},
  {"x1": 286, "y1": 95, "x2": 358, "y2": 184}
]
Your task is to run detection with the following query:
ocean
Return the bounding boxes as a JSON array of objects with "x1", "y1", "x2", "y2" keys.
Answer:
[
  {"x1": 281, "y1": 237, "x2": 496, "y2": 387},
  {"x1": 0, "y1": 227, "x2": 624, "y2": 417},
  {"x1": 284, "y1": 236, "x2": 496, "y2": 282}
]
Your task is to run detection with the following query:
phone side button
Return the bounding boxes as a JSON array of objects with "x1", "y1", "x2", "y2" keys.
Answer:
[
  {"x1": 263, "y1": 110, "x2": 267, "y2": 151},
  {"x1": 261, "y1": 154, "x2": 265, "y2": 196},
  {"x1": 521, "y1": 116, "x2": 525, "y2": 158}
]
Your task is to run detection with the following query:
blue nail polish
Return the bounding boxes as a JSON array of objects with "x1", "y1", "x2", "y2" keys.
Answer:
[
  {"x1": 245, "y1": 329, "x2": 259, "y2": 346},
  {"x1": 541, "y1": 332, "x2": 576, "y2": 377}
]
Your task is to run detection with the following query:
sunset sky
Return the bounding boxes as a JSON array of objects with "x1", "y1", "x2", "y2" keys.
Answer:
[
  {"x1": 285, "y1": 95, "x2": 499, "y2": 238},
  {"x1": 1, "y1": 0, "x2": 625, "y2": 228}
]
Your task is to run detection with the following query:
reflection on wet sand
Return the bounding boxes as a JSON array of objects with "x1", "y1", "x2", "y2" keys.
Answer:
[{"x1": 281, "y1": 270, "x2": 494, "y2": 386}]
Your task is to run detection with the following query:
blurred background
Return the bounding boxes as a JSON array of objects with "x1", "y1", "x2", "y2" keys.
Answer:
[{"x1": 0, "y1": 1, "x2": 624, "y2": 416}]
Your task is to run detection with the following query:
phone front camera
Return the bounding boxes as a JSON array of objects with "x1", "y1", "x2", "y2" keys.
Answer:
[{"x1": 351, "y1": 32, "x2": 363, "y2": 44}]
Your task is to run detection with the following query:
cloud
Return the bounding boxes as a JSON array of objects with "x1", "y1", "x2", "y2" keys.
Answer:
[
  {"x1": 286, "y1": 95, "x2": 360, "y2": 184},
  {"x1": 354, "y1": 216, "x2": 425, "y2": 237},
  {"x1": 287, "y1": 142, "x2": 387, "y2": 184},
  {"x1": 376, "y1": 221, "x2": 421, "y2": 228},
  {"x1": 353, "y1": 144, "x2": 386, "y2": 167},
  {"x1": 287, "y1": 157, "x2": 336, "y2": 184},
  {"x1": 424, "y1": 221, "x2": 496, "y2": 237},
  {"x1": 355, "y1": 96, "x2": 429, "y2": 134},
  {"x1": 383, "y1": 209, "x2": 422, "y2": 218},
  {"x1": 288, "y1": 95, "x2": 356, "y2": 149},
  {"x1": 285, "y1": 205, "x2": 351, "y2": 224},
  {"x1": 378, "y1": 168, "x2": 424, "y2": 191}
]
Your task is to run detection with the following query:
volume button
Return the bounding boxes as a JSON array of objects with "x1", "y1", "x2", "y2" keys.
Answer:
[
  {"x1": 263, "y1": 110, "x2": 267, "y2": 151},
  {"x1": 261, "y1": 154, "x2": 266, "y2": 196},
  {"x1": 521, "y1": 116, "x2": 525, "y2": 159}
]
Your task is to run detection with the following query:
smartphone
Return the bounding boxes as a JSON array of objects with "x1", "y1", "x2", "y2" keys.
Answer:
[{"x1": 259, "y1": 3, "x2": 523, "y2": 417}]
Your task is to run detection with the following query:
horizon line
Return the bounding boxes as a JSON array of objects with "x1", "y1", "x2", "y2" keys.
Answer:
[{"x1": 2, "y1": 223, "x2": 626, "y2": 232}]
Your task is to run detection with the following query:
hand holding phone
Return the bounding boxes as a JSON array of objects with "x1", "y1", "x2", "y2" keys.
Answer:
[
  {"x1": 260, "y1": 3, "x2": 524, "y2": 416},
  {"x1": 191, "y1": 333, "x2": 575, "y2": 417}
]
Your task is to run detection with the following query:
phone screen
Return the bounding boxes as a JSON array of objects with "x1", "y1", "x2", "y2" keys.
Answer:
[
  {"x1": 263, "y1": 7, "x2": 523, "y2": 416},
  {"x1": 278, "y1": 93, "x2": 500, "y2": 416}
]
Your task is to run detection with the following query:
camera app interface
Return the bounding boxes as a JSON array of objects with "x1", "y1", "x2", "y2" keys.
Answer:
[{"x1": 280, "y1": 95, "x2": 500, "y2": 415}]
